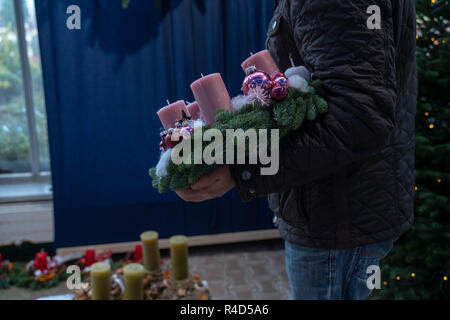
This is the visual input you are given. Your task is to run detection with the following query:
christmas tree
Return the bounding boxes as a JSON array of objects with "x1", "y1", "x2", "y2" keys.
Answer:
[{"x1": 379, "y1": 0, "x2": 450, "y2": 300}]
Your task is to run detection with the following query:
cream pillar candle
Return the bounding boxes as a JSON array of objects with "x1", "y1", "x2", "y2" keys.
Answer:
[
  {"x1": 190, "y1": 73, "x2": 232, "y2": 125},
  {"x1": 241, "y1": 50, "x2": 279, "y2": 76},
  {"x1": 123, "y1": 263, "x2": 144, "y2": 300},
  {"x1": 90, "y1": 262, "x2": 111, "y2": 300},
  {"x1": 140, "y1": 231, "x2": 160, "y2": 272},
  {"x1": 170, "y1": 235, "x2": 189, "y2": 281}
]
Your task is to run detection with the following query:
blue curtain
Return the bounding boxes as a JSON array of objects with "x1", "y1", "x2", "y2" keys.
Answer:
[{"x1": 35, "y1": 0, "x2": 275, "y2": 249}]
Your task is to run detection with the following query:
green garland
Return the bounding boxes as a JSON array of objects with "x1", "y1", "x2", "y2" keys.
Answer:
[
  {"x1": 8, "y1": 263, "x2": 68, "y2": 290},
  {"x1": 149, "y1": 81, "x2": 328, "y2": 193}
]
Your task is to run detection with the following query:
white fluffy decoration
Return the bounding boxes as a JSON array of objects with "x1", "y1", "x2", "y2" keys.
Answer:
[
  {"x1": 247, "y1": 87, "x2": 271, "y2": 106},
  {"x1": 231, "y1": 94, "x2": 252, "y2": 111},
  {"x1": 156, "y1": 149, "x2": 173, "y2": 177},
  {"x1": 288, "y1": 74, "x2": 310, "y2": 94},
  {"x1": 285, "y1": 66, "x2": 311, "y2": 81},
  {"x1": 232, "y1": 88, "x2": 271, "y2": 110}
]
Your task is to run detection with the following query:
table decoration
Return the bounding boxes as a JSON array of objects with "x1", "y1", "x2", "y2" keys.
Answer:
[
  {"x1": 8, "y1": 251, "x2": 68, "y2": 290},
  {"x1": 74, "y1": 261, "x2": 210, "y2": 300}
]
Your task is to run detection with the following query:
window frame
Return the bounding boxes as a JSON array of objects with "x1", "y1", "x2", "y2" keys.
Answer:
[{"x1": 0, "y1": 0, "x2": 51, "y2": 185}]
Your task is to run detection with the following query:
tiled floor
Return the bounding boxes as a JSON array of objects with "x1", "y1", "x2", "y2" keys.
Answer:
[
  {"x1": 0, "y1": 240, "x2": 290, "y2": 300},
  {"x1": 187, "y1": 240, "x2": 290, "y2": 300}
]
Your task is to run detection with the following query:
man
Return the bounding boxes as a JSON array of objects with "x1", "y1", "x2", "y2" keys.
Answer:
[{"x1": 177, "y1": 0, "x2": 417, "y2": 300}]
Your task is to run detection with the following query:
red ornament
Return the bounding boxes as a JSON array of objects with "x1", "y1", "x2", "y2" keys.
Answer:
[
  {"x1": 165, "y1": 132, "x2": 180, "y2": 149},
  {"x1": 160, "y1": 133, "x2": 177, "y2": 151},
  {"x1": 34, "y1": 252, "x2": 48, "y2": 271},
  {"x1": 133, "y1": 245, "x2": 143, "y2": 262},
  {"x1": 160, "y1": 124, "x2": 194, "y2": 151},
  {"x1": 243, "y1": 70, "x2": 273, "y2": 96},
  {"x1": 84, "y1": 249, "x2": 96, "y2": 267},
  {"x1": 270, "y1": 72, "x2": 289, "y2": 101}
]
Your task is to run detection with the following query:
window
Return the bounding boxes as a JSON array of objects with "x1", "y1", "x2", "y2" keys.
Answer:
[
  {"x1": 0, "y1": 0, "x2": 51, "y2": 202},
  {"x1": 0, "y1": 0, "x2": 50, "y2": 183}
]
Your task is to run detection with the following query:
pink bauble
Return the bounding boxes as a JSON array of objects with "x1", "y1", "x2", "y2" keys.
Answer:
[
  {"x1": 270, "y1": 72, "x2": 289, "y2": 101},
  {"x1": 243, "y1": 70, "x2": 273, "y2": 95},
  {"x1": 180, "y1": 125, "x2": 194, "y2": 140}
]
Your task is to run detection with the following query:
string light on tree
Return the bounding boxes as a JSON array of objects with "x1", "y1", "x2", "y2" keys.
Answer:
[{"x1": 380, "y1": 0, "x2": 450, "y2": 300}]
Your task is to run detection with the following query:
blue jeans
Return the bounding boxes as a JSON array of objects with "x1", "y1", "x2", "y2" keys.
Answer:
[{"x1": 284, "y1": 239, "x2": 396, "y2": 300}]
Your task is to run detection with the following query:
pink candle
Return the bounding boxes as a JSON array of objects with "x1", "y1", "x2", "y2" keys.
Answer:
[
  {"x1": 190, "y1": 74, "x2": 231, "y2": 125},
  {"x1": 241, "y1": 50, "x2": 279, "y2": 76},
  {"x1": 157, "y1": 100, "x2": 188, "y2": 130},
  {"x1": 186, "y1": 101, "x2": 201, "y2": 120}
]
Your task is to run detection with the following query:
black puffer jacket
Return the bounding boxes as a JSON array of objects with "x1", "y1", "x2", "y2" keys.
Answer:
[{"x1": 229, "y1": 0, "x2": 417, "y2": 249}]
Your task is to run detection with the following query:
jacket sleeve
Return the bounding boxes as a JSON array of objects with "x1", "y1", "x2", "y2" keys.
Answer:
[{"x1": 230, "y1": 0, "x2": 397, "y2": 202}]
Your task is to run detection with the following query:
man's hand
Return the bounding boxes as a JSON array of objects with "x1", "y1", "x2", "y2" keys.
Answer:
[{"x1": 175, "y1": 165, "x2": 235, "y2": 202}]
